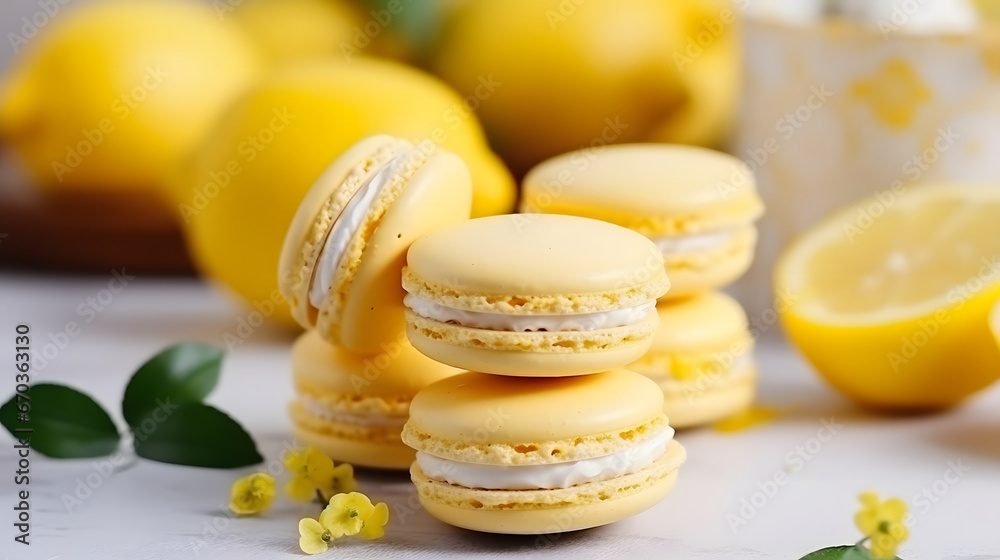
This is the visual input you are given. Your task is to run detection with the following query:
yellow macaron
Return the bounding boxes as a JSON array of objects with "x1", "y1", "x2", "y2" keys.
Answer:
[
  {"x1": 520, "y1": 144, "x2": 764, "y2": 298},
  {"x1": 628, "y1": 292, "x2": 757, "y2": 429},
  {"x1": 288, "y1": 330, "x2": 462, "y2": 470},
  {"x1": 402, "y1": 369, "x2": 686, "y2": 534},
  {"x1": 279, "y1": 134, "x2": 473, "y2": 354},
  {"x1": 402, "y1": 214, "x2": 670, "y2": 376}
]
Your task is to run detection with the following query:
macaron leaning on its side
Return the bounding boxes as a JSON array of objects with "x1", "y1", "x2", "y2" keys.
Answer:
[
  {"x1": 402, "y1": 214, "x2": 670, "y2": 376},
  {"x1": 289, "y1": 330, "x2": 462, "y2": 469},
  {"x1": 279, "y1": 134, "x2": 473, "y2": 354},
  {"x1": 520, "y1": 144, "x2": 764, "y2": 298},
  {"x1": 628, "y1": 292, "x2": 757, "y2": 429},
  {"x1": 402, "y1": 370, "x2": 686, "y2": 534}
]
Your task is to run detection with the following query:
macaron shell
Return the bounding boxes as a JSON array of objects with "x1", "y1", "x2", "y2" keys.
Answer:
[
  {"x1": 290, "y1": 330, "x2": 462, "y2": 470},
  {"x1": 659, "y1": 367, "x2": 757, "y2": 429},
  {"x1": 292, "y1": 330, "x2": 462, "y2": 400},
  {"x1": 290, "y1": 409, "x2": 414, "y2": 470},
  {"x1": 629, "y1": 340, "x2": 755, "y2": 383},
  {"x1": 403, "y1": 214, "x2": 670, "y2": 311},
  {"x1": 410, "y1": 440, "x2": 685, "y2": 534},
  {"x1": 403, "y1": 370, "x2": 665, "y2": 464},
  {"x1": 660, "y1": 225, "x2": 757, "y2": 298},
  {"x1": 629, "y1": 294, "x2": 756, "y2": 428},
  {"x1": 278, "y1": 135, "x2": 409, "y2": 329},
  {"x1": 406, "y1": 331, "x2": 654, "y2": 377},
  {"x1": 647, "y1": 292, "x2": 750, "y2": 354},
  {"x1": 331, "y1": 150, "x2": 473, "y2": 353},
  {"x1": 520, "y1": 144, "x2": 763, "y2": 236}
]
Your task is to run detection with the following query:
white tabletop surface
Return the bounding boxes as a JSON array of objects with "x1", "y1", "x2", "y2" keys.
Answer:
[{"x1": 1, "y1": 270, "x2": 998, "y2": 560}]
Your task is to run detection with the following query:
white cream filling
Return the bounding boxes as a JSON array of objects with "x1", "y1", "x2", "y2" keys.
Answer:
[
  {"x1": 651, "y1": 229, "x2": 739, "y2": 256},
  {"x1": 403, "y1": 294, "x2": 655, "y2": 332},
  {"x1": 308, "y1": 150, "x2": 414, "y2": 308},
  {"x1": 416, "y1": 428, "x2": 673, "y2": 490},
  {"x1": 299, "y1": 395, "x2": 407, "y2": 428}
]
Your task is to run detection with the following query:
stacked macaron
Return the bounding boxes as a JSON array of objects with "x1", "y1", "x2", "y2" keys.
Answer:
[
  {"x1": 521, "y1": 145, "x2": 764, "y2": 428},
  {"x1": 277, "y1": 135, "x2": 471, "y2": 469},
  {"x1": 400, "y1": 214, "x2": 686, "y2": 533}
]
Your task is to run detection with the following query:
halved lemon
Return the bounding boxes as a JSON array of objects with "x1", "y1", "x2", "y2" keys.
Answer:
[{"x1": 775, "y1": 184, "x2": 1000, "y2": 410}]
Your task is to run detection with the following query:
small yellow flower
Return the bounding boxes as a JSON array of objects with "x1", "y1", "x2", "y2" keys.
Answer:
[
  {"x1": 283, "y1": 447, "x2": 334, "y2": 502},
  {"x1": 298, "y1": 517, "x2": 334, "y2": 555},
  {"x1": 331, "y1": 463, "x2": 359, "y2": 495},
  {"x1": 319, "y1": 492, "x2": 390, "y2": 539},
  {"x1": 855, "y1": 491, "x2": 909, "y2": 559},
  {"x1": 228, "y1": 472, "x2": 276, "y2": 516}
]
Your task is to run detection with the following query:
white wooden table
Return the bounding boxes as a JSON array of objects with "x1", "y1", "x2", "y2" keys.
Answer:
[{"x1": 1, "y1": 270, "x2": 998, "y2": 560}]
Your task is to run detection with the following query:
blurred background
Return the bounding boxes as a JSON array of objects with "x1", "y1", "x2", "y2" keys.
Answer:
[
  {"x1": 5, "y1": 5, "x2": 1000, "y2": 555},
  {"x1": 0, "y1": 0, "x2": 734, "y2": 313},
  {"x1": 2, "y1": 0, "x2": 999, "y2": 325}
]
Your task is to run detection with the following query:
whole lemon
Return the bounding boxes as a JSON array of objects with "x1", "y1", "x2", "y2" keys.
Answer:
[
  {"x1": 430, "y1": 0, "x2": 739, "y2": 175},
  {"x1": 0, "y1": 0, "x2": 261, "y2": 193},
  {"x1": 647, "y1": 0, "x2": 740, "y2": 147},
  {"x1": 177, "y1": 58, "x2": 515, "y2": 328},
  {"x1": 226, "y1": 0, "x2": 363, "y2": 66}
]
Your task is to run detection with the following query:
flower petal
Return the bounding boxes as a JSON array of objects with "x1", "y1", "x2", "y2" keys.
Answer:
[
  {"x1": 299, "y1": 536, "x2": 328, "y2": 555},
  {"x1": 298, "y1": 518, "x2": 329, "y2": 555},
  {"x1": 886, "y1": 521, "x2": 909, "y2": 542},
  {"x1": 870, "y1": 533, "x2": 898, "y2": 559},
  {"x1": 858, "y1": 491, "x2": 880, "y2": 507},
  {"x1": 285, "y1": 476, "x2": 318, "y2": 503},
  {"x1": 284, "y1": 449, "x2": 308, "y2": 472},
  {"x1": 881, "y1": 498, "x2": 908, "y2": 522},
  {"x1": 854, "y1": 509, "x2": 879, "y2": 535},
  {"x1": 331, "y1": 463, "x2": 359, "y2": 494},
  {"x1": 229, "y1": 478, "x2": 253, "y2": 513},
  {"x1": 304, "y1": 447, "x2": 335, "y2": 484},
  {"x1": 359, "y1": 502, "x2": 390, "y2": 540},
  {"x1": 299, "y1": 518, "x2": 325, "y2": 538}
]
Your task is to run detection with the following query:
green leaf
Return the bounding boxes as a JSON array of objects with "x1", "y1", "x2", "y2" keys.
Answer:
[
  {"x1": 0, "y1": 384, "x2": 119, "y2": 458},
  {"x1": 799, "y1": 545, "x2": 903, "y2": 560},
  {"x1": 122, "y1": 343, "x2": 224, "y2": 430},
  {"x1": 132, "y1": 403, "x2": 261, "y2": 468}
]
